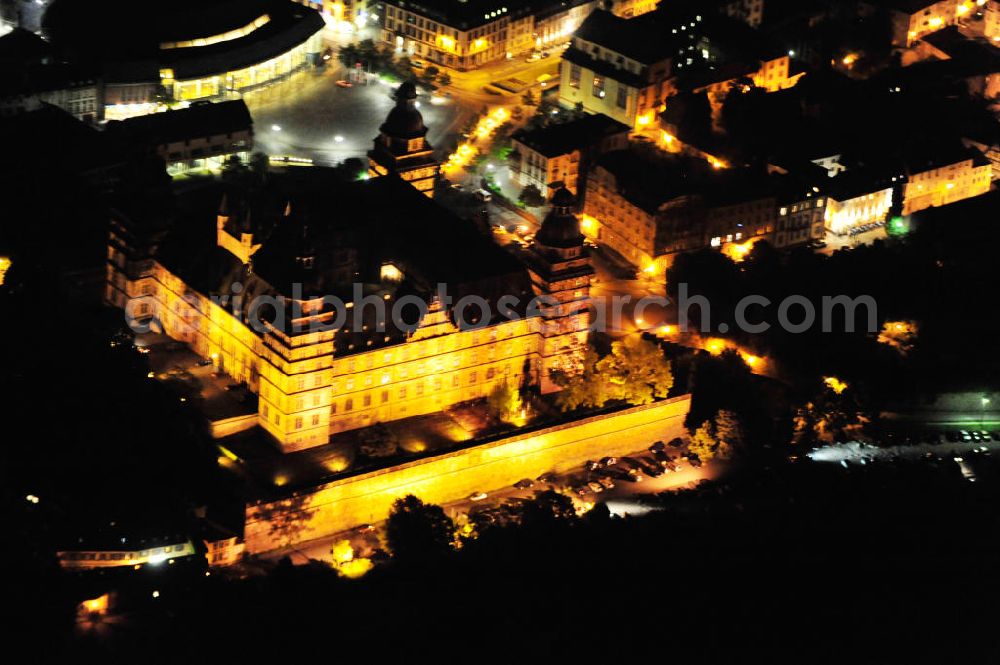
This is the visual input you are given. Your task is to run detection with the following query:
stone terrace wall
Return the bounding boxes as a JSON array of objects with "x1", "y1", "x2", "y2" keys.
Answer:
[{"x1": 245, "y1": 395, "x2": 691, "y2": 553}]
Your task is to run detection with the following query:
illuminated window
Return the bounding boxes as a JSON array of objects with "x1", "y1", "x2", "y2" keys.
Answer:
[
  {"x1": 569, "y1": 64, "x2": 581, "y2": 88},
  {"x1": 592, "y1": 76, "x2": 605, "y2": 98}
]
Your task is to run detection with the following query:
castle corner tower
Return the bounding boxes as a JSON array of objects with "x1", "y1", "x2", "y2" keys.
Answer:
[
  {"x1": 368, "y1": 81, "x2": 439, "y2": 197},
  {"x1": 528, "y1": 186, "x2": 594, "y2": 393}
]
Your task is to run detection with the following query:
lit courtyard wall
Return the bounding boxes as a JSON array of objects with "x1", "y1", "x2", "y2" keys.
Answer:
[{"x1": 244, "y1": 394, "x2": 691, "y2": 553}]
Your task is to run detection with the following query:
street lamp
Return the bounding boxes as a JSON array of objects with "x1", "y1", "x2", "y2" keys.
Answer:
[{"x1": 982, "y1": 396, "x2": 990, "y2": 428}]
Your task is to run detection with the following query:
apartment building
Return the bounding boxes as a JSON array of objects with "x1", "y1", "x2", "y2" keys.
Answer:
[{"x1": 509, "y1": 112, "x2": 629, "y2": 197}]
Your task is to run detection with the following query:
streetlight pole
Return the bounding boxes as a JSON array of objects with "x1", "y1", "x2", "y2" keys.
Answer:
[{"x1": 982, "y1": 397, "x2": 990, "y2": 429}]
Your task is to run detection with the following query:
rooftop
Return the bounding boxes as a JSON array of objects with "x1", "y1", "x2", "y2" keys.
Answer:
[
  {"x1": 383, "y1": 0, "x2": 574, "y2": 29},
  {"x1": 864, "y1": 0, "x2": 942, "y2": 14},
  {"x1": 43, "y1": 0, "x2": 324, "y2": 82},
  {"x1": 105, "y1": 100, "x2": 254, "y2": 147},
  {"x1": 572, "y1": 9, "x2": 684, "y2": 64},
  {"x1": 153, "y1": 172, "x2": 535, "y2": 347},
  {"x1": 594, "y1": 148, "x2": 713, "y2": 214},
  {"x1": 511, "y1": 113, "x2": 629, "y2": 158}
]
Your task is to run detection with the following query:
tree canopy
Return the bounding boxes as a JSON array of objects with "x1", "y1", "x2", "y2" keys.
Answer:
[
  {"x1": 556, "y1": 337, "x2": 673, "y2": 411},
  {"x1": 386, "y1": 495, "x2": 454, "y2": 561}
]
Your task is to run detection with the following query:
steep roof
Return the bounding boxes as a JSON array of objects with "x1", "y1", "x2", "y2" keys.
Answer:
[{"x1": 155, "y1": 172, "x2": 535, "y2": 343}]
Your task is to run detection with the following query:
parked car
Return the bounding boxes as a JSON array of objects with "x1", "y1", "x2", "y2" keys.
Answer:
[
  {"x1": 469, "y1": 491, "x2": 488, "y2": 501},
  {"x1": 668, "y1": 437, "x2": 685, "y2": 448},
  {"x1": 585, "y1": 460, "x2": 600, "y2": 471},
  {"x1": 649, "y1": 441, "x2": 666, "y2": 453},
  {"x1": 640, "y1": 460, "x2": 663, "y2": 477},
  {"x1": 514, "y1": 478, "x2": 534, "y2": 489},
  {"x1": 599, "y1": 456, "x2": 617, "y2": 467},
  {"x1": 598, "y1": 477, "x2": 615, "y2": 490},
  {"x1": 620, "y1": 457, "x2": 644, "y2": 471},
  {"x1": 574, "y1": 485, "x2": 592, "y2": 496},
  {"x1": 587, "y1": 481, "x2": 605, "y2": 493}
]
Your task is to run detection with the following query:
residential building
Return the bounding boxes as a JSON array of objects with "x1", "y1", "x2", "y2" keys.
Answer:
[
  {"x1": 607, "y1": 0, "x2": 659, "y2": 19},
  {"x1": 583, "y1": 148, "x2": 784, "y2": 274},
  {"x1": 298, "y1": 0, "x2": 369, "y2": 26},
  {"x1": 962, "y1": 123, "x2": 1000, "y2": 182},
  {"x1": 821, "y1": 172, "x2": 894, "y2": 234},
  {"x1": 860, "y1": 0, "x2": 977, "y2": 48},
  {"x1": 558, "y1": 9, "x2": 688, "y2": 128},
  {"x1": 509, "y1": 113, "x2": 629, "y2": 198},
  {"x1": 105, "y1": 100, "x2": 254, "y2": 175},
  {"x1": 986, "y1": 0, "x2": 999, "y2": 43},
  {"x1": 720, "y1": 0, "x2": 765, "y2": 27},
  {"x1": 774, "y1": 180, "x2": 828, "y2": 248},
  {"x1": 380, "y1": 0, "x2": 597, "y2": 70},
  {"x1": 0, "y1": 29, "x2": 102, "y2": 122},
  {"x1": 900, "y1": 144, "x2": 992, "y2": 214},
  {"x1": 703, "y1": 173, "x2": 778, "y2": 252},
  {"x1": 368, "y1": 81, "x2": 440, "y2": 197}
]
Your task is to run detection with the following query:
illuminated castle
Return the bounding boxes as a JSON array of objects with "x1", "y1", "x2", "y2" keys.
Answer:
[
  {"x1": 106, "y1": 166, "x2": 591, "y2": 453},
  {"x1": 367, "y1": 81, "x2": 439, "y2": 197}
]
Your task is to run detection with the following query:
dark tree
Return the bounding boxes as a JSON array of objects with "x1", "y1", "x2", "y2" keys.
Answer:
[
  {"x1": 521, "y1": 490, "x2": 578, "y2": 527},
  {"x1": 518, "y1": 184, "x2": 546, "y2": 207},
  {"x1": 386, "y1": 495, "x2": 454, "y2": 560}
]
